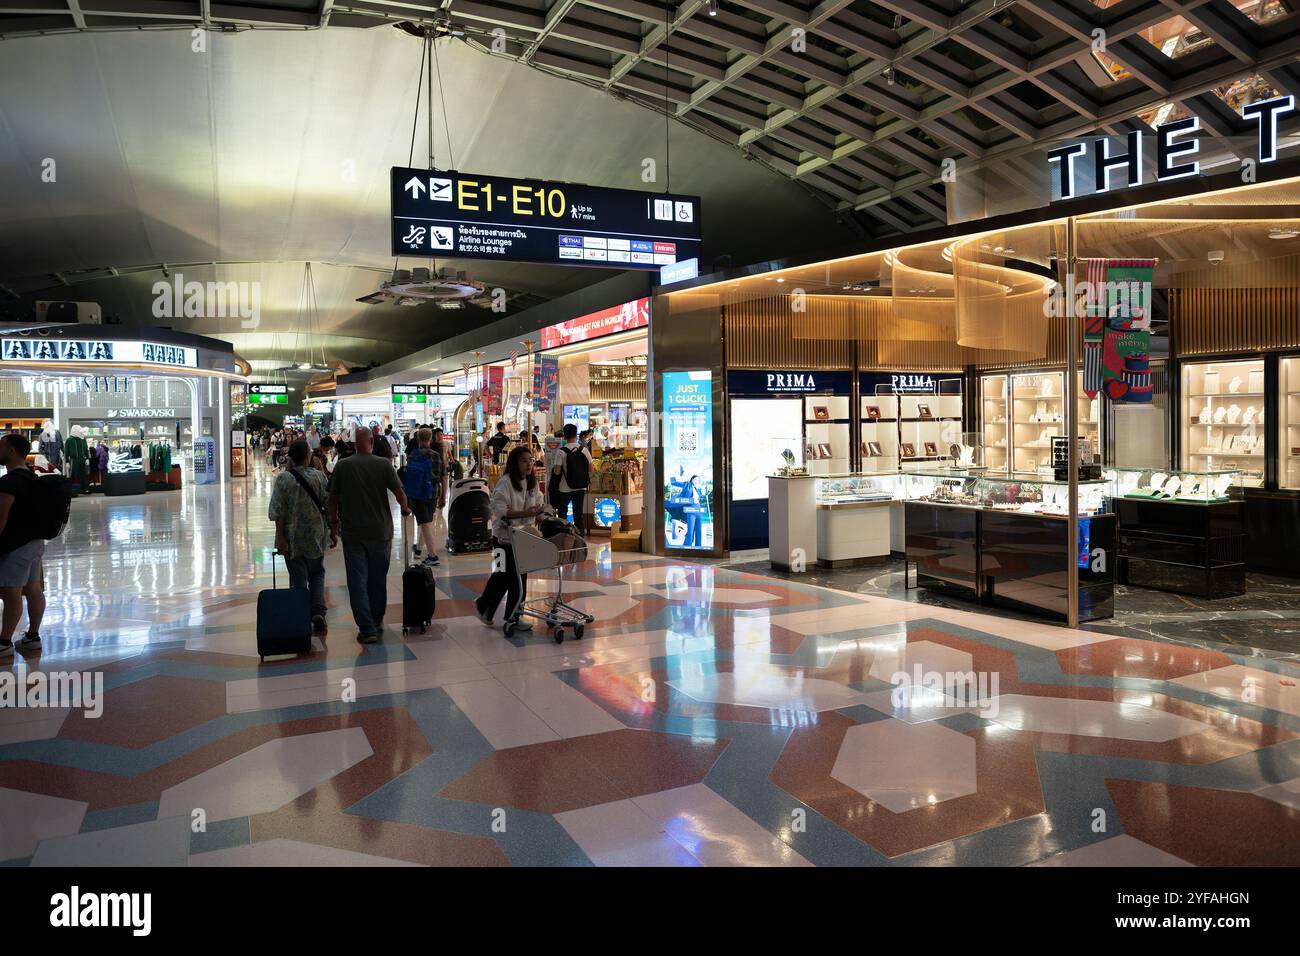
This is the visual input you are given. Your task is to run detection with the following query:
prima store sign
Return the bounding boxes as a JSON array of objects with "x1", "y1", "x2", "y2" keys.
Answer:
[
  {"x1": 2, "y1": 338, "x2": 197, "y2": 368},
  {"x1": 1049, "y1": 95, "x2": 1296, "y2": 199}
]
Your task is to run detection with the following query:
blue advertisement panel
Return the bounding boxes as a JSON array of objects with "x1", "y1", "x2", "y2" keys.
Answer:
[{"x1": 662, "y1": 370, "x2": 713, "y2": 550}]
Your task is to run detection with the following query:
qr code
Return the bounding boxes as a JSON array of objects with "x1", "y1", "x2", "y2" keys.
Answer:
[{"x1": 677, "y1": 429, "x2": 698, "y2": 453}]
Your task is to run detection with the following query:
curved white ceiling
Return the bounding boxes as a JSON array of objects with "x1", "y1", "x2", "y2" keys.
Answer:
[{"x1": 0, "y1": 24, "x2": 858, "y2": 366}]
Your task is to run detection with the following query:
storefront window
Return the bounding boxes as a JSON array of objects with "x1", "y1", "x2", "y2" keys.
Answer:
[
  {"x1": 1281, "y1": 356, "x2": 1300, "y2": 489},
  {"x1": 1181, "y1": 358, "x2": 1265, "y2": 486}
]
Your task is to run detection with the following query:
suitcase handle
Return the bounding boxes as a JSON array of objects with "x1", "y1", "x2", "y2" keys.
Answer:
[{"x1": 271, "y1": 549, "x2": 287, "y2": 589}]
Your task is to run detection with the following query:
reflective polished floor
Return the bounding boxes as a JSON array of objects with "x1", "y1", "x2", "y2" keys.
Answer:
[{"x1": 2, "y1": 464, "x2": 1299, "y2": 866}]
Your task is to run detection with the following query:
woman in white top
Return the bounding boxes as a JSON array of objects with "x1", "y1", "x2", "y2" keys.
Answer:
[{"x1": 475, "y1": 446, "x2": 545, "y2": 631}]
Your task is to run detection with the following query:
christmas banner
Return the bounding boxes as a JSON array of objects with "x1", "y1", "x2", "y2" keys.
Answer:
[
  {"x1": 532, "y1": 356, "x2": 559, "y2": 412},
  {"x1": 1082, "y1": 258, "x2": 1109, "y2": 399},
  {"x1": 482, "y1": 365, "x2": 504, "y2": 416},
  {"x1": 1100, "y1": 258, "x2": 1154, "y2": 404}
]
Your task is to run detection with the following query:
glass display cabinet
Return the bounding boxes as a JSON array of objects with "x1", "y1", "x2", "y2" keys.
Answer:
[
  {"x1": 813, "y1": 473, "x2": 901, "y2": 504},
  {"x1": 1109, "y1": 467, "x2": 1238, "y2": 503},
  {"x1": 902, "y1": 468, "x2": 1115, "y2": 622},
  {"x1": 1109, "y1": 467, "x2": 1246, "y2": 598},
  {"x1": 809, "y1": 472, "x2": 901, "y2": 568},
  {"x1": 1181, "y1": 357, "x2": 1265, "y2": 486},
  {"x1": 903, "y1": 470, "x2": 1110, "y2": 516},
  {"x1": 1282, "y1": 356, "x2": 1300, "y2": 490},
  {"x1": 982, "y1": 370, "x2": 1100, "y2": 476},
  {"x1": 859, "y1": 392, "x2": 899, "y2": 474}
]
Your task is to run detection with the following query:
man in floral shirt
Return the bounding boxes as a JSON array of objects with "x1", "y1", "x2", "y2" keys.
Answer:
[{"x1": 268, "y1": 439, "x2": 334, "y2": 631}]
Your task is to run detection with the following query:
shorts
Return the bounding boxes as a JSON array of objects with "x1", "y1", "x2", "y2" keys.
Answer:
[
  {"x1": 410, "y1": 498, "x2": 435, "y2": 524},
  {"x1": 0, "y1": 539, "x2": 45, "y2": 588}
]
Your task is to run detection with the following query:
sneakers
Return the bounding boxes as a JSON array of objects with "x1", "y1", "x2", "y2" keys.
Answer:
[
  {"x1": 357, "y1": 631, "x2": 380, "y2": 645},
  {"x1": 412, "y1": 544, "x2": 423, "y2": 560},
  {"x1": 512, "y1": 619, "x2": 533, "y2": 632},
  {"x1": 311, "y1": 615, "x2": 327, "y2": 633},
  {"x1": 15, "y1": 632, "x2": 40, "y2": 648},
  {"x1": 0, "y1": 641, "x2": 12, "y2": 660},
  {"x1": 420, "y1": 554, "x2": 440, "y2": 568},
  {"x1": 475, "y1": 603, "x2": 494, "y2": 627}
]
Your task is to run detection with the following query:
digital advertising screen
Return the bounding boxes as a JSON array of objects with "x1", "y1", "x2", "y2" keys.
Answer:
[{"x1": 662, "y1": 370, "x2": 713, "y2": 550}]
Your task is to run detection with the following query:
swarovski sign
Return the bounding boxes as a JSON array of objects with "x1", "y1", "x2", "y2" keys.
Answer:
[
  {"x1": 107, "y1": 408, "x2": 175, "y2": 418},
  {"x1": 1049, "y1": 95, "x2": 1296, "y2": 200}
]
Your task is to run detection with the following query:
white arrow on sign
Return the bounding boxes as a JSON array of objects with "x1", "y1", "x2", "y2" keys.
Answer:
[{"x1": 404, "y1": 176, "x2": 426, "y2": 198}]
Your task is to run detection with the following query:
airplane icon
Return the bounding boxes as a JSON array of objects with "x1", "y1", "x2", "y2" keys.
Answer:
[{"x1": 430, "y1": 178, "x2": 452, "y2": 201}]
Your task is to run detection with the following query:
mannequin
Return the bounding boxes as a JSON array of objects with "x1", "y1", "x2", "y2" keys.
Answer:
[
  {"x1": 64, "y1": 425, "x2": 90, "y2": 489},
  {"x1": 39, "y1": 420, "x2": 63, "y2": 470}
]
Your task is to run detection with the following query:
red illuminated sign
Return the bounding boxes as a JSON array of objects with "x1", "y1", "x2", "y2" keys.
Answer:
[{"x1": 540, "y1": 298, "x2": 649, "y2": 350}]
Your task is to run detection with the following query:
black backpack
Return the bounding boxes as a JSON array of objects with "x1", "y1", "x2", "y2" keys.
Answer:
[
  {"x1": 563, "y1": 447, "x2": 590, "y2": 489},
  {"x1": 30, "y1": 473, "x2": 75, "y2": 540}
]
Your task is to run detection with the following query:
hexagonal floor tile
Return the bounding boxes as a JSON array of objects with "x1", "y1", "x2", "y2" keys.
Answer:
[
  {"x1": 830, "y1": 719, "x2": 977, "y2": 813},
  {"x1": 985, "y1": 694, "x2": 1206, "y2": 741},
  {"x1": 669, "y1": 667, "x2": 871, "y2": 712}
]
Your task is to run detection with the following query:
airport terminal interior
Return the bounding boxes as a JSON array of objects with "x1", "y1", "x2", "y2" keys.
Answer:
[{"x1": 2, "y1": 0, "x2": 1300, "y2": 876}]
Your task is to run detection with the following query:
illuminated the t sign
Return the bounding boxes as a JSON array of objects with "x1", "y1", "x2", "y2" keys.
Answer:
[{"x1": 1048, "y1": 95, "x2": 1296, "y2": 199}]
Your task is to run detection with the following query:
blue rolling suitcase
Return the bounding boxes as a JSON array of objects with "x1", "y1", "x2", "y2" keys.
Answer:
[{"x1": 256, "y1": 552, "x2": 313, "y2": 660}]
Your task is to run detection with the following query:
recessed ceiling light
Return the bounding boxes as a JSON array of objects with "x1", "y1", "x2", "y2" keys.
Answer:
[{"x1": 1269, "y1": 227, "x2": 1299, "y2": 239}]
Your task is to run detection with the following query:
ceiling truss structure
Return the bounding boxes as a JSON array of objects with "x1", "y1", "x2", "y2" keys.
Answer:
[{"x1": 3, "y1": 0, "x2": 1300, "y2": 237}]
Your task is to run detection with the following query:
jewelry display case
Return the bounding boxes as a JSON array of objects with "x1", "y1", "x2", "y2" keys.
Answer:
[
  {"x1": 859, "y1": 393, "x2": 899, "y2": 474},
  {"x1": 902, "y1": 469, "x2": 1115, "y2": 621},
  {"x1": 813, "y1": 473, "x2": 901, "y2": 504},
  {"x1": 1109, "y1": 467, "x2": 1246, "y2": 597},
  {"x1": 811, "y1": 473, "x2": 902, "y2": 567},
  {"x1": 903, "y1": 470, "x2": 1111, "y2": 516},
  {"x1": 1181, "y1": 358, "x2": 1265, "y2": 486},
  {"x1": 805, "y1": 394, "x2": 851, "y2": 475},
  {"x1": 982, "y1": 370, "x2": 1100, "y2": 476},
  {"x1": 1109, "y1": 467, "x2": 1238, "y2": 503},
  {"x1": 1282, "y1": 356, "x2": 1300, "y2": 490}
]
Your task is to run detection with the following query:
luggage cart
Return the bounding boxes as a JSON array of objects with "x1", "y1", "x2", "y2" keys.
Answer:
[{"x1": 505, "y1": 526, "x2": 594, "y2": 643}]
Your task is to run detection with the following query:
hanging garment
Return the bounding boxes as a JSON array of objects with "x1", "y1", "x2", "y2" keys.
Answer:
[{"x1": 64, "y1": 434, "x2": 90, "y2": 483}]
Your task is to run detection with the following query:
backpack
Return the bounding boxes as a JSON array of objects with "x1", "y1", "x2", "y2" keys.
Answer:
[
  {"x1": 563, "y1": 447, "x2": 590, "y2": 490},
  {"x1": 403, "y1": 448, "x2": 435, "y2": 500},
  {"x1": 30, "y1": 473, "x2": 75, "y2": 540}
]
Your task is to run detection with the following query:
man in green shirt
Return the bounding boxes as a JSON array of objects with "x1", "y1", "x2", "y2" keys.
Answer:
[
  {"x1": 327, "y1": 426, "x2": 410, "y2": 643},
  {"x1": 268, "y1": 439, "x2": 333, "y2": 632}
]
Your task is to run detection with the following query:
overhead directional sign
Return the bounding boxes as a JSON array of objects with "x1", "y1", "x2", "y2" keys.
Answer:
[
  {"x1": 391, "y1": 384, "x2": 429, "y2": 404},
  {"x1": 249, "y1": 383, "x2": 289, "y2": 406},
  {"x1": 390, "y1": 166, "x2": 702, "y2": 269}
]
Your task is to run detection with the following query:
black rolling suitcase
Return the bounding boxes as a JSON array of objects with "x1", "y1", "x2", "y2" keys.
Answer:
[
  {"x1": 402, "y1": 522, "x2": 436, "y2": 634},
  {"x1": 256, "y1": 552, "x2": 313, "y2": 660}
]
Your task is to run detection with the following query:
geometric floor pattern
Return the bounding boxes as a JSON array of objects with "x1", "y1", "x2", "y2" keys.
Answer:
[{"x1": 3, "y1": 471, "x2": 1300, "y2": 866}]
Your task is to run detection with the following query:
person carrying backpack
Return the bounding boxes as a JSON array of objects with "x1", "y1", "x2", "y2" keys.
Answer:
[
  {"x1": 0, "y1": 432, "x2": 70, "y2": 657},
  {"x1": 269, "y1": 439, "x2": 335, "y2": 632},
  {"x1": 403, "y1": 428, "x2": 440, "y2": 567},
  {"x1": 551, "y1": 423, "x2": 592, "y2": 535}
]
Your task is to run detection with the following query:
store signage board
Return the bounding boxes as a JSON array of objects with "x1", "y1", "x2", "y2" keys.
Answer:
[
  {"x1": 540, "y1": 298, "x2": 649, "y2": 350},
  {"x1": 390, "y1": 167, "x2": 701, "y2": 269},
  {"x1": 1049, "y1": 94, "x2": 1295, "y2": 200},
  {"x1": 662, "y1": 370, "x2": 714, "y2": 551},
  {"x1": 660, "y1": 258, "x2": 699, "y2": 285},
  {"x1": 2, "y1": 339, "x2": 196, "y2": 368},
  {"x1": 860, "y1": 371, "x2": 961, "y2": 395},
  {"x1": 107, "y1": 408, "x2": 175, "y2": 418},
  {"x1": 728, "y1": 370, "x2": 853, "y2": 396},
  {"x1": 391, "y1": 384, "x2": 429, "y2": 405}
]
